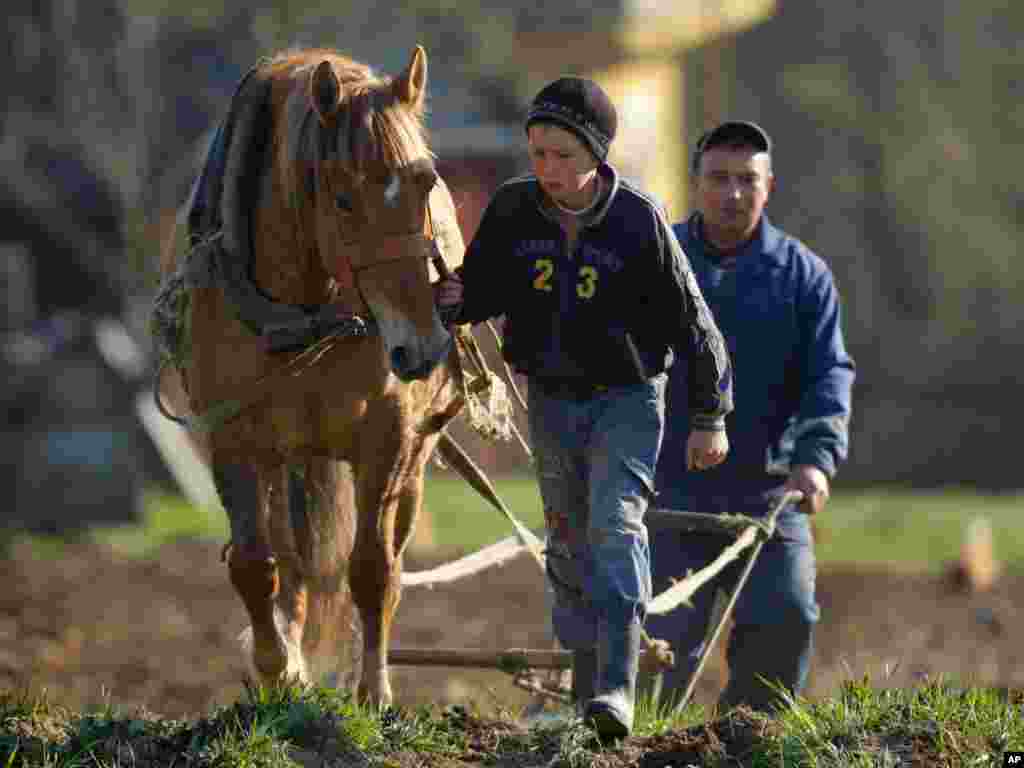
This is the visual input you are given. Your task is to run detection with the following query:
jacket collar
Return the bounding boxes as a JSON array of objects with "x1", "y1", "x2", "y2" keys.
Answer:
[
  {"x1": 686, "y1": 212, "x2": 785, "y2": 266},
  {"x1": 533, "y1": 162, "x2": 619, "y2": 228}
]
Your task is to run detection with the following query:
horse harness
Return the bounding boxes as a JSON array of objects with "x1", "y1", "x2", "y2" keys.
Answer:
[
  {"x1": 153, "y1": 194, "x2": 454, "y2": 435},
  {"x1": 151, "y1": 64, "x2": 458, "y2": 434}
]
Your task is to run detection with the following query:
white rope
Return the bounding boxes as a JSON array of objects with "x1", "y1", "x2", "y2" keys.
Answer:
[
  {"x1": 647, "y1": 526, "x2": 759, "y2": 615},
  {"x1": 401, "y1": 529, "x2": 544, "y2": 588}
]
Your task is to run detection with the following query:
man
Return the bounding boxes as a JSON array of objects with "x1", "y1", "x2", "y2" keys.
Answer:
[
  {"x1": 436, "y1": 79, "x2": 733, "y2": 739},
  {"x1": 644, "y1": 121, "x2": 855, "y2": 713}
]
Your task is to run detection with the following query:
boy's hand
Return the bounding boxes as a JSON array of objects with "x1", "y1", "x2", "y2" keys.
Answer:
[
  {"x1": 434, "y1": 276, "x2": 463, "y2": 308},
  {"x1": 687, "y1": 429, "x2": 729, "y2": 471},
  {"x1": 434, "y1": 276, "x2": 464, "y2": 325}
]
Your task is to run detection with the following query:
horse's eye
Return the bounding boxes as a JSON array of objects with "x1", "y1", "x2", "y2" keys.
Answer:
[{"x1": 336, "y1": 194, "x2": 353, "y2": 212}]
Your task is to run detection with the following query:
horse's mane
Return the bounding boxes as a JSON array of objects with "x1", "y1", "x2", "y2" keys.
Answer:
[{"x1": 263, "y1": 49, "x2": 432, "y2": 209}]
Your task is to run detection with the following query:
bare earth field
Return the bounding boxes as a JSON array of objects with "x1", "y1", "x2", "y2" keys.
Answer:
[{"x1": 0, "y1": 537, "x2": 1021, "y2": 721}]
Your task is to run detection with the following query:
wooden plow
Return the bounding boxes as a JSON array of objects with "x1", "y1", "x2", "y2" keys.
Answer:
[
  {"x1": 394, "y1": 487, "x2": 804, "y2": 709},
  {"x1": 392, "y1": 320, "x2": 806, "y2": 710}
]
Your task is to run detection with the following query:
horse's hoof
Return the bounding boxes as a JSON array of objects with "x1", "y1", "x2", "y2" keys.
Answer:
[
  {"x1": 239, "y1": 625, "x2": 292, "y2": 683},
  {"x1": 357, "y1": 670, "x2": 393, "y2": 709}
]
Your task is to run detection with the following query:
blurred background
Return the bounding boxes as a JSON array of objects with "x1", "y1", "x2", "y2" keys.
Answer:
[
  {"x1": 4, "y1": 0, "x2": 1021, "y2": 528},
  {"x1": 0, "y1": 0, "x2": 1021, "y2": 718}
]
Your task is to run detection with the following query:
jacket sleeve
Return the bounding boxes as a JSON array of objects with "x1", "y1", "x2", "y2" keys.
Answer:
[
  {"x1": 791, "y1": 266, "x2": 856, "y2": 476},
  {"x1": 453, "y1": 196, "x2": 509, "y2": 325},
  {"x1": 654, "y1": 211, "x2": 734, "y2": 430}
]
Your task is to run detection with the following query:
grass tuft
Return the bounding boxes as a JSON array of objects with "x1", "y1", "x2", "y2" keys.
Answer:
[{"x1": 0, "y1": 678, "x2": 1022, "y2": 766}]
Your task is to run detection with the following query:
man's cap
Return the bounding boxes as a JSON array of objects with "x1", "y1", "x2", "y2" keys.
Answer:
[
  {"x1": 525, "y1": 77, "x2": 617, "y2": 162},
  {"x1": 692, "y1": 120, "x2": 772, "y2": 172}
]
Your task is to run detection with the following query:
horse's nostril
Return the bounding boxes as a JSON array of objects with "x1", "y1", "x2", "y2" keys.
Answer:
[{"x1": 391, "y1": 346, "x2": 410, "y2": 373}]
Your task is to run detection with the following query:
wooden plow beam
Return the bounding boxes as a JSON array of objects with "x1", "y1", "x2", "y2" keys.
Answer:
[
  {"x1": 390, "y1": 647, "x2": 568, "y2": 670},
  {"x1": 395, "y1": 325, "x2": 805, "y2": 706},
  {"x1": 388, "y1": 645, "x2": 672, "y2": 672},
  {"x1": 391, "y1": 490, "x2": 804, "y2": 706}
]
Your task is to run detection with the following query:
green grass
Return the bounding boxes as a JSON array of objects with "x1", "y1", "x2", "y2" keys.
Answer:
[
  {"x1": 94, "y1": 492, "x2": 228, "y2": 557},
  {"x1": 425, "y1": 476, "x2": 1024, "y2": 575},
  {"x1": 814, "y1": 487, "x2": 1023, "y2": 574},
  {"x1": 0, "y1": 682, "x2": 462, "y2": 768},
  {"x1": 424, "y1": 474, "x2": 1024, "y2": 575},
  {"x1": 744, "y1": 674, "x2": 1024, "y2": 767},
  {"x1": 0, "y1": 490, "x2": 226, "y2": 560},
  {"x1": 7, "y1": 475, "x2": 1023, "y2": 575},
  {"x1": 421, "y1": 466, "x2": 545, "y2": 554},
  {"x1": 1, "y1": 676, "x2": 1021, "y2": 767}
]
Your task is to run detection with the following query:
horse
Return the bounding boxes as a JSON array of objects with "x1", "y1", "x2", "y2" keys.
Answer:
[{"x1": 155, "y1": 45, "x2": 467, "y2": 706}]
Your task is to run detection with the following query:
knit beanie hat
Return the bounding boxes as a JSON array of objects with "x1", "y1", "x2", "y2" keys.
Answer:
[{"x1": 525, "y1": 77, "x2": 617, "y2": 162}]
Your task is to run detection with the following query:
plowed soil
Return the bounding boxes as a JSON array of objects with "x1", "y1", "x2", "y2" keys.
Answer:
[{"x1": 0, "y1": 537, "x2": 1021, "y2": 720}]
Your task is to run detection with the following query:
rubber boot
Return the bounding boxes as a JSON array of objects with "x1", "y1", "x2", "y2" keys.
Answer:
[
  {"x1": 584, "y1": 619, "x2": 641, "y2": 741},
  {"x1": 571, "y1": 647, "x2": 597, "y2": 716}
]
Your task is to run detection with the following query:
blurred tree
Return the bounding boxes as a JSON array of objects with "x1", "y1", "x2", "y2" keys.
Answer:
[
  {"x1": 1, "y1": 0, "x2": 134, "y2": 311},
  {"x1": 130, "y1": 1, "x2": 527, "y2": 272},
  {"x1": 777, "y1": 1, "x2": 1022, "y2": 398},
  {"x1": 115, "y1": 0, "x2": 524, "y2": 113},
  {"x1": 1, "y1": 0, "x2": 527, "y2": 303},
  {"x1": 723, "y1": 0, "x2": 1023, "y2": 486}
]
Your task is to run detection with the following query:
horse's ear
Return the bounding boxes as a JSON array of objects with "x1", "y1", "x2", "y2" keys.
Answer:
[
  {"x1": 311, "y1": 60, "x2": 342, "y2": 124},
  {"x1": 393, "y1": 45, "x2": 427, "y2": 112}
]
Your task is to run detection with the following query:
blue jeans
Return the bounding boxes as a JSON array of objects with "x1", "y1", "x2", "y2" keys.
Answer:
[
  {"x1": 646, "y1": 503, "x2": 819, "y2": 712},
  {"x1": 529, "y1": 375, "x2": 666, "y2": 651}
]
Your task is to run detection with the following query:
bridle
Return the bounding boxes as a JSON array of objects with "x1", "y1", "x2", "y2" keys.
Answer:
[{"x1": 320, "y1": 165, "x2": 452, "y2": 295}]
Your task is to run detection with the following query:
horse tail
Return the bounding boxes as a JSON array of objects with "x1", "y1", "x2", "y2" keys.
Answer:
[{"x1": 287, "y1": 459, "x2": 363, "y2": 686}]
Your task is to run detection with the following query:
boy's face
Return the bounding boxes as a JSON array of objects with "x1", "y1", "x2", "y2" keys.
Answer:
[{"x1": 527, "y1": 123, "x2": 598, "y2": 205}]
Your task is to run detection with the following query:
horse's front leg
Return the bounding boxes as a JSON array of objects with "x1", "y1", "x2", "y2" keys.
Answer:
[
  {"x1": 349, "y1": 455, "x2": 402, "y2": 706},
  {"x1": 214, "y1": 461, "x2": 297, "y2": 683},
  {"x1": 349, "y1": 433, "x2": 438, "y2": 706}
]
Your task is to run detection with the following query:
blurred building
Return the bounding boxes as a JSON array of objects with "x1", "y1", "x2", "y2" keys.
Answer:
[
  {"x1": 425, "y1": 0, "x2": 777, "y2": 221},
  {"x1": 514, "y1": 0, "x2": 777, "y2": 219}
]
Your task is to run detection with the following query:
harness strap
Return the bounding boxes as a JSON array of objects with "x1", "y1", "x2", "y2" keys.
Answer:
[
  {"x1": 154, "y1": 194, "x2": 451, "y2": 434},
  {"x1": 186, "y1": 65, "x2": 374, "y2": 348},
  {"x1": 154, "y1": 317, "x2": 372, "y2": 434}
]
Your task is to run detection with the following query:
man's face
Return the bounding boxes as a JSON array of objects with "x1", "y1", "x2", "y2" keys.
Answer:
[
  {"x1": 695, "y1": 145, "x2": 773, "y2": 242},
  {"x1": 527, "y1": 123, "x2": 598, "y2": 204}
]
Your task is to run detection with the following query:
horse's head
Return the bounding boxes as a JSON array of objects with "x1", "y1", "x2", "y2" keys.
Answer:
[{"x1": 288, "y1": 47, "x2": 451, "y2": 382}]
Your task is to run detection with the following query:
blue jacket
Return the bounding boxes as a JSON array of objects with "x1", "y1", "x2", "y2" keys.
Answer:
[
  {"x1": 457, "y1": 164, "x2": 733, "y2": 427},
  {"x1": 654, "y1": 213, "x2": 855, "y2": 513}
]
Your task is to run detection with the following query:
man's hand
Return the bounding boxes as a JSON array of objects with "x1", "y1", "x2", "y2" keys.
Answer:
[
  {"x1": 784, "y1": 464, "x2": 830, "y2": 515},
  {"x1": 687, "y1": 429, "x2": 729, "y2": 471}
]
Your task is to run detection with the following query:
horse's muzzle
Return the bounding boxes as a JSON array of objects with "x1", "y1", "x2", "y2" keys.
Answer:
[{"x1": 391, "y1": 331, "x2": 452, "y2": 382}]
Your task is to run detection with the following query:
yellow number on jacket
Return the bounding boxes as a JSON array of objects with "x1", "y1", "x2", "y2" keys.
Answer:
[
  {"x1": 576, "y1": 266, "x2": 598, "y2": 299},
  {"x1": 533, "y1": 258, "x2": 554, "y2": 292}
]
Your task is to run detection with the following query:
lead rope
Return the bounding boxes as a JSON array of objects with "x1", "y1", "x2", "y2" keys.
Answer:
[{"x1": 427, "y1": 199, "x2": 532, "y2": 458}]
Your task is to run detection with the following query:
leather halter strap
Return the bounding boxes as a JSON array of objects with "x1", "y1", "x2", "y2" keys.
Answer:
[{"x1": 321, "y1": 194, "x2": 449, "y2": 281}]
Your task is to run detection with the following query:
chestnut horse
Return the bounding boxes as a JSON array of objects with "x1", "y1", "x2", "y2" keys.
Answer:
[{"x1": 156, "y1": 46, "x2": 464, "y2": 705}]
